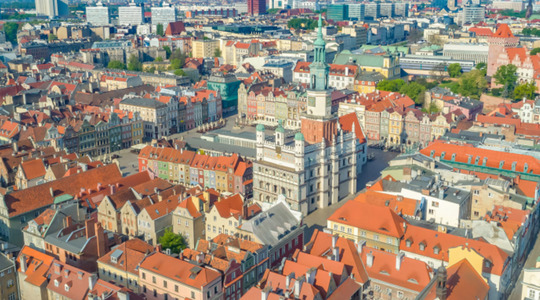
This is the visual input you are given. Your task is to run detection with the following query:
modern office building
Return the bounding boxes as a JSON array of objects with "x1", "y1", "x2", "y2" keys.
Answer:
[
  {"x1": 380, "y1": 2, "x2": 394, "y2": 17},
  {"x1": 151, "y1": 5, "x2": 176, "y2": 26},
  {"x1": 458, "y1": 4, "x2": 485, "y2": 24},
  {"x1": 118, "y1": 3, "x2": 144, "y2": 26},
  {"x1": 248, "y1": 0, "x2": 266, "y2": 15},
  {"x1": 86, "y1": 4, "x2": 110, "y2": 26},
  {"x1": 192, "y1": 39, "x2": 219, "y2": 58},
  {"x1": 327, "y1": 4, "x2": 349, "y2": 21},
  {"x1": 347, "y1": 3, "x2": 365, "y2": 21},
  {"x1": 364, "y1": 3, "x2": 380, "y2": 19},
  {"x1": 394, "y1": 3, "x2": 409, "y2": 16},
  {"x1": 35, "y1": 0, "x2": 68, "y2": 18}
]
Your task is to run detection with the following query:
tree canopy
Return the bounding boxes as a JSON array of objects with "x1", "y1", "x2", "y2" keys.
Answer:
[
  {"x1": 287, "y1": 18, "x2": 319, "y2": 30},
  {"x1": 447, "y1": 63, "x2": 462, "y2": 78},
  {"x1": 107, "y1": 60, "x2": 126, "y2": 70},
  {"x1": 377, "y1": 79, "x2": 426, "y2": 104},
  {"x1": 494, "y1": 64, "x2": 518, "y2": 98},
  {"x1": 513, "y1": 81, "x2": 536, "y2": 101},
  {"x1": 163, "y1": 46, "x2": 172, "y2": 59},
  {"x1": 127, "y1": 55, "x2": 142, "y2": 71},
  {"x1": 158, "y1": 228, "x2": 187, "y2": 254},
  {"x1": 156, "y1": 23, "x2": 164, "y2": 36},
  {"x1": 377, "y1": 79, "x2": 405, "y2": 92},
  {"x1": 3, "y1": 22, "x2": 19, "y2": 44},
  {"x1": 450, "y1": 69, "x2": 487, "y2": 99},
  {"x1": 531, "y1": 48, "x2": 540, "y2": 56},
  {"x1": 214, "y1": 47, "x2": 222, "y2": 58}
]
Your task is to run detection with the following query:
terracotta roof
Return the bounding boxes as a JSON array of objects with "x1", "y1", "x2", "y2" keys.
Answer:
[
  {"x1": 20, "y1": 158, "x2": 47, "y2": 180},
  {"x1": 97, "y1": 239, "x2": 154, "y2": 275},
  {"x1": 17, "y1": 246, "x2": 55, "y2": 287},
  {"x1": 304, "y1": 229, "x2": 369, "y2": 284},
  {"x1": 353, "y1": 190, "x2": 420, "y2": 217},
  {"x1": 420, "y1": 141, "x2": 540, "y2": 175},
  {"x1": 328, "y1": 201, "x2": 407, "y2": 238},
  {"x1": 339, "y1": 112, "x2": 367, "y2": 144},
  {"x1": 400, "y1": 224, "x2": 509, "y2": 276},
  {"x1": 5, "y1": 164, "x2": 122, "y2": 217},
  {"x1": 361, "y1": 246, "x2": 432, "y2": 292},
  {"x1": 144, "y1": 196, "x2": 180, "y2": 220},
  {"x1": 177, "y1": 197, "x2": 202, "y2": 218},
  {"x1": 213, "y1": 194, "x2": 244, "y2": 220},
  {"x1": 468, "y1": 27, "x2": 493, "y2": 36},
  {"x1": 140, "y1": 252, "x2": 221, "y2": 288},
  {"x1": 423, "y1": 259, "x2": 490, "y2": 300},
  {"x1": 493, "y1": 23, "x2": 514, "y2": 38}
]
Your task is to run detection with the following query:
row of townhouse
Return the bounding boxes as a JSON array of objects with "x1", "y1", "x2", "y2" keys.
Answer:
[
  {"x1": 339, "y1": 90, "x2": 463, "y2": 147},
  {"x1": 293, "y1": 61, "x2": 359, "y2": 90},
  {"x1": 62, "y1": 109, "x2": 144, "y2": 157},
  {"x1": 237, "y1": 81, "x2": 355, "y2": 129},
  {"x1": 138, "y1": 145, "x2": 253, "y2": 196},
  {"x1": 119, "y1": 89, "x2": 223, "y2": 139}
]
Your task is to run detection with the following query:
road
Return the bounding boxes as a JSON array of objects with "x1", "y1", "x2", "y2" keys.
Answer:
[{"x1": 303, "y1": 148, "x2": 399, "y2": 241}]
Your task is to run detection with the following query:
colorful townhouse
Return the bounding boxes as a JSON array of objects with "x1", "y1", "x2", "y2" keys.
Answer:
[{"x1": 138, "y1": 146, "x2": 253, "y2": 195}]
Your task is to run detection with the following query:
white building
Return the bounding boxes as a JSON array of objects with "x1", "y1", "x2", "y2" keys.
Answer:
[
  {"x1": 443, "y1": 43, "x2": 489, "y2": 63},
  {"x1": 86, "y1": 4, "x2": 110, "y2": 26},
  {"x1": 118, "y1": 3, "x2": 143, "y2": 26},
  {"x1": 458, "y1": 4, "x2": 485, "y2": 25},
  {"x1": 348, "y1": 4, "x2": 365, "y2": 21},
  {"x1": 522, "y1": 258, "x2": 540, "y2": 300},
  {"x1": 35, "y1": 0, "x2": 68, "y2": 18},
  {"x1": 151, "y1": 6, "x2": 176, "y2": 26}
]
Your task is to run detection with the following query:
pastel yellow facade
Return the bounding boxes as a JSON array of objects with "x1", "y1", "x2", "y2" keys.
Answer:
[
  {"x1": 388, "y1": 111, "x2": 403, "y2": 145},
  {"x1": 448, "y1": 246, "x2": 487, "y2": 282},
  {"x1": 327, "y1": 220, "x2": 400, "y2": 254}
]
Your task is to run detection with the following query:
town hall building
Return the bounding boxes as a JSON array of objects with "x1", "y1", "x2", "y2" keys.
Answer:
[{"x1": 252, "y1": 15, "x2": 368, "y2": 216}]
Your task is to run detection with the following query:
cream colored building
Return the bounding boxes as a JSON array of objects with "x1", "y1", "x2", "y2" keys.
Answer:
[
  {"x1": 172, "y1": 197, "x2": 205, "y2": 249},
  {"x1": 192, "y1": 39, "x2": 219, "y2": 58},
  {"x1": 206, "y1": 194, "x2": 244, "y2": 241}
]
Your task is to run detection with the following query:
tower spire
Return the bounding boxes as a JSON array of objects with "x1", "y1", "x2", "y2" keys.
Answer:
[{"x1": 318, "y1": 13, "x2": 323, "y2": 37}]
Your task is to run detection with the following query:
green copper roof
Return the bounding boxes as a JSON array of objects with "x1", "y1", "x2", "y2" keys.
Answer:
[
  {"x1": 256, "y1": 124, "x2": 265, "y2": 132},
  {"x1": 54, "y1": 194, "x2": 74, "y2": 204},
  {"x1": 276, "y1": 120, "x2": 285, "y2": 133},
  {"x1": 295, "y1": 132, "x2": 305, "y2": 141},
  {"x1": 333, "y1": 51, "x2": 386, "y2": 68}
]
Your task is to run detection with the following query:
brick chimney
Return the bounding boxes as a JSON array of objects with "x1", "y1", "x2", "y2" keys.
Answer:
[
  {"x1": 85, "y1": 219, "x2": 96, "y2": 239},
  {"x1": 95, "y1": 222, "x2": 106, "y2": 258}
]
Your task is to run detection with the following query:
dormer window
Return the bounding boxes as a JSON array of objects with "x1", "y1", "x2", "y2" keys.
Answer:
[
  {"x1": 54, "y1": 279, "x2": 59, "y2": 287},
  {"x1": 406, "y1": 239, "x2": 412, "y2": 247},
  {"x1": 65, "y1": 284, "x2": 70, "y2": 291},
  {"x1": 434, "y1": 247, "x2": 440, "y2": 255},
  {"x1": 419, "y1": 243, "x2": 425, "y2": 251}
]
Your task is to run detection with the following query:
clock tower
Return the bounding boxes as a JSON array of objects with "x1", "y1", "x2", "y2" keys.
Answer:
[{"x1": 301, "y1": 14, "x2": 338, "y2": 145}]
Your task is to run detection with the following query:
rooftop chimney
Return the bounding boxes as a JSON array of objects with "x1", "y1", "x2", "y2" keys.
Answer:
[
  {"x1": 356, "y1": 240, "x2": 366, "y2": 254},
  {"x1": 293, "y1": 275, "x2": 305, "y2": 299},
  {"x1": 332, "y1": 246, "x2": 340, "y2": 261},
  {"x1": 88, "y1": 274, "x2": 97, "y2": 291},
  {"x1": 332, "y1": 234, "x2": 338, "y2": 249},
  {"x1": 20, "y1": 254, "x2": 27, "y2": 273},
  {"x1": 261, "y1": 286, "x2": 271, "y2": 300},
  {"x1": 396, "y1": 252, "x2": 404, "y2": 271},
  {"x1": 306, "y1": 267, "x2": 316, "y2": 285},
  {"x1": 367, "y1": 251, "x2": 374, "y2": 268},
  {"x1": 285, "y1": 272, "x2": 295, "y2": 291}
]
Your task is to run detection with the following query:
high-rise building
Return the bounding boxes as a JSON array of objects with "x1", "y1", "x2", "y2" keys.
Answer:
[
  {"x1": 192, "y1": 40, "x2": 219, "y2": 58},
  {"x1": 86, "y1": 4, "x2": 110, "y2": 26},
  {"x1": 248, "y1": 0, "x2": 266, "y2": 16},
  {"x1": 118, "y1": 3, "x2": 143, "y2": 26},
  {"x1": 380, "y1": 2, "x2": 394, "y2": 17},
  {"x1": 458, "y1": 3, "x2": 485, "y2": 25},
  {"x1": 347, "y1": 4, "x2": 365, "y2": 21},
  {"x1": 364, "y1": 3, "x2": 380, "y2": 20},
  {"x1": 394, "y1": 3, "x2": 409, "y2": 16},
  {"x1": 151, "y1": 5, "x2": 176, "y2": 26},
  {"x1": 35, "y1": 0, "x2": 68, "y2": 18},
  {"x1": 327, "y1": 4, "x2": 349, "y2": 21}
]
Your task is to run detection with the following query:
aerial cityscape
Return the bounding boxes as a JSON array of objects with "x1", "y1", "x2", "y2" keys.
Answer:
[{"x1": 0, "y1": 0, "x2": 539, "y2": 298}]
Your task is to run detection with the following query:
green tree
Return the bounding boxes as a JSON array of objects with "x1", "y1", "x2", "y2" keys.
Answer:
[
  {"x1": 107, "y1": 60, "x2": 126, "y2": 70},
  {"x1": 377, "y1": 79, "x2": 405, "y2": 92},
  {"x1": 145, "y1": 66, "x2": 156, "y2": 73},
  {"x1": 454, "y1": 69, "x2": 487, "y2": 99},
  {"x1": 174, "y1": 69, "x2": 187, "y2": 76},
  {"x1": 155, "y1": 56, "x2": 163, "y2": 62},
  {"x1": 169, "y1": 58, "x2": 183, "y2": 70},
  {"x1": 430, "y1": 63, "x2": 447, "y2": 82},
  {"x1": 127, "y1": 54, "x2": 142, "y2": 71},
  {"x1": 513, "y1": 81, "x2": 536, "y2": 101},
  {"x1": 163, "y1": 46, "x2": 172, "y2": 59},
  {"x1": 287, "y1": 18, "x2": 318, "y2": 30},
  {"x1": 494, "y1": 64, "x2": 518, "y2": 98},
  {"x1": 475, "y1": 62, "x2": 487, "y2": 70},
  {"x1": 214, "y1": 47, "x2": 222, "y2": 58},
  {"x1": 156, "y1": 23, "x2": 164, "y2": 36},
  {"x1": 170, "y1": 49, "x2": 187, "y2": 65},
  {"x1": 267, "y1": 8, "x2": 280, "y2": 14},
  {"x1": 48, "y1": 34, "x2": 57, "y2": 42},
  {"x1": 447, "y1": 63, "x2": 462, "y2": 78},
  {"x1": 531, "y1": 48, "x2": 540, "y2": 55},
  {"x1": 158, "y1": 228, "x2": 186, "y2": 254},
  {"x1": 3, "y1": 22, "x2": 19, "y2": 44},
  {"x1": 399, "y1": 82, "x2": 426, "y2": 104}
]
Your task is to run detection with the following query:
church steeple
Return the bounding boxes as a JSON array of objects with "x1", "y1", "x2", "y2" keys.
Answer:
[{"x1": 310, "y1": 13, "x2": 329, "y2": 91}]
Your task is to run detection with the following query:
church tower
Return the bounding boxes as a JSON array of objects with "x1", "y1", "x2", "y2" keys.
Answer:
[{"x1": 301, "y1": 14, "x2": 338, "y2": 145}]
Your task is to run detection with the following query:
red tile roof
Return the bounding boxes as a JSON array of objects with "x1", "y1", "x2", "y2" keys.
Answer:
[
  {"x1": 20, "y1": 158, "x2": 47, "y2": 180},
  {"x1": 328, "y1": 201, "x2": 407, "y2": 238}
]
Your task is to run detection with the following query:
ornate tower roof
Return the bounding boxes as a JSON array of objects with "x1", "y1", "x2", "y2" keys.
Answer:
[{"x1": 310, "y1": 13, "x2": 330, "y2": 91}]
